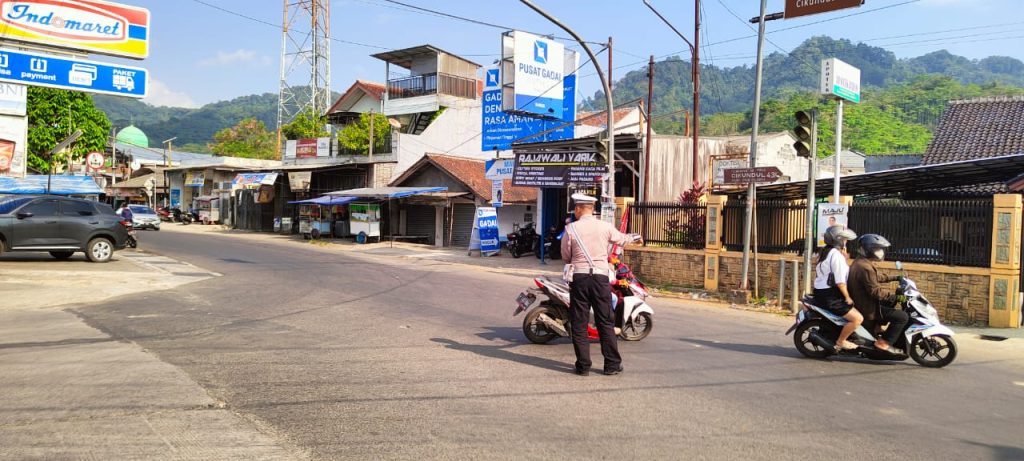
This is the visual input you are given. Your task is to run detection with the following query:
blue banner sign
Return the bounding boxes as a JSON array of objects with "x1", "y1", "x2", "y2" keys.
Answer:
[
  {"x1": 482, "y1": 66, "x2": 575, "y2": 152},
  {"x1": 476, "y1": 207, "x2": 500, "y2": 254},
  {"x1": 0, "y1": 47, "x2": 147, "y2": 98}
]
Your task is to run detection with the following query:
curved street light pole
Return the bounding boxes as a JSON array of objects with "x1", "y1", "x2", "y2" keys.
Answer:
[{"x1": 519, "y1": 0, "x2": 616, "y2": 222}]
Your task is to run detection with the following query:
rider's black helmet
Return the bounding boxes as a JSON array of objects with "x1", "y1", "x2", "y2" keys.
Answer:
[{"x1": 856, "y1": 233, "x2": 891, "y2": 258}]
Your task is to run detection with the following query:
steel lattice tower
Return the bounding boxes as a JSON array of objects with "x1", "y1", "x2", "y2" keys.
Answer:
[{"x1": 277, "y1": 0, "x2": 331, "y2": 148}]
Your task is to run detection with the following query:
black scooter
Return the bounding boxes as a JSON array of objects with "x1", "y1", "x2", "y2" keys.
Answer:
[
  {"x1": 536, "y1": 225, "x2": 561, "y2": 260},
  {"x1": 506, "y1": 223, "x2": 538, "y2": 258}
]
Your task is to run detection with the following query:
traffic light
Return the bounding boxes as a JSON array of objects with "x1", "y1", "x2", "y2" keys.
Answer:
[{"x1": 793, "y1": 109, "x2": 816, "y2": 158}]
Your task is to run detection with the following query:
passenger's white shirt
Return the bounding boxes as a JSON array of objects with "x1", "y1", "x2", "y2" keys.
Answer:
[{"x1": 813, "y1": 247, "x2": 849, "y2": 290}]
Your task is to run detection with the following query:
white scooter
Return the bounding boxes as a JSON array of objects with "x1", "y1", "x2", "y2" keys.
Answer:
[
  {"x1": 514, "y1": 274, "x2": 654, "y2": 344},
  {"x1": 787, "y1": 262, "x2": 958, "y2": 368}
]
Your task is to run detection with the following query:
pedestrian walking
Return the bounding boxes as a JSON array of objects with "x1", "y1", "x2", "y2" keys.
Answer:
[{"x1": 560, "y1": 193, "x2": 641, "y2": 376}]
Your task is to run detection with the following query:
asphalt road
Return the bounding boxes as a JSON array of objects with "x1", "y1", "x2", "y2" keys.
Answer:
[{"x1": 71, "y1": 228, "x2": 1024, "y2": 460}]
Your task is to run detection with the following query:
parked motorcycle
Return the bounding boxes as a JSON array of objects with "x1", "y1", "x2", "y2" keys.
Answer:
[
  {"x1": 122, "y1": 221, "x2": 138, "y2": 249},
  {"x1": 535, "y1": 225, "x2": 562, "y2": 260},
  {"x1": 513, "y1": 270, "x2": 654, "y2": 344},
  {"x1": 786, "y1": 262, "x2": 957, "y2": 368},
  {"x1": 156, "y1": 206, "x2": 173, "y2": 222},
  {"x1": 173, "y1": 208, "x2": 195, "y2": 225},
  {"x1": 506, "y1": 223, "x2": 538, "y2": 258}
]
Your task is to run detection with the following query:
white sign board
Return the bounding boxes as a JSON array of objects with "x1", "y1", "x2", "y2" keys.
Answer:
[
  {"x1": 491, "y1": 180, "x2": 504, "y2": 207},
  {"x1": 817, "y1": 203, "x2": 849, "y2": 246},
  {"x1": 821, "y1": 58, "x2": 860, "y2": 103},
  {"x1": 505, "y1": 30, "x2": 565, "y2": 119},
  {"x1": 0, "y1": 113, "x2": 26, "y2": 177},
  {"x1": 85, "y1": 152, "x2": 104, "y2": 171},
  {"x1": 0, "y1": 83, "x2": 26, "y2": 116},
  {"x1": 485, "y1": 158, "x2": 515, "y2": 180}
]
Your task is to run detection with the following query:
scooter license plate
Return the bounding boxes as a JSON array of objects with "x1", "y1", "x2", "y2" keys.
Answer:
[{"x1": 514, "y1": 292, "x2": 536, "y2": 314}]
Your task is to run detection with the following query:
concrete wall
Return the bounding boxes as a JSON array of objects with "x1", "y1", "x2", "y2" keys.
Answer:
[
  {"x1": 624, "y1": 246, "x2": 995, "y2": 326},
  {"x1": 393, "y1": 99, "x2": 493, "y2": 180},
  {"x1": 497, "y1": 204, "x2": 532, "y2": 237}
]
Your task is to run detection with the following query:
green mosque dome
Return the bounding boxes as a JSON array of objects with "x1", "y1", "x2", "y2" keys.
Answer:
[{"x1": 116, "y1": 125, "x2": 149, "y2": 148}]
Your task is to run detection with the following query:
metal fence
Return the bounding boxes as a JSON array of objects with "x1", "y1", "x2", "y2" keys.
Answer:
[
  {"x1": 387, "y1": 72, "x2": 477, "y2": 100},
  {"x1": 722, "y1": 200, "x2": 809, "y2": 254},
  {"x1": 627, "y1": 202, "x2": 707, "y2": 250},
  {"x1": 848, "y1": 199, "x2": 992, "y2": 267}
]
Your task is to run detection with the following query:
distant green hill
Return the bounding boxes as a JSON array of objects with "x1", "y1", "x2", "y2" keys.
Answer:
[{"x1": 93, "y1": 88, "x2": 339, "y2": 153}]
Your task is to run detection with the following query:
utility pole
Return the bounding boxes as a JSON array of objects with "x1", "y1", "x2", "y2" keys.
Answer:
[
  {"x1": 644, "y1": 55, "x2": 654, "y2": 202},
  {"x1": 833, "y1": 99, "x2": 843, "y2": 200},
  {"x1": 520, "y1": 0, "x2": 615, "y2": 223},
  {"x1": 162, "y1": 137, "x2": 177, "y2": 168},
  {"x1": 643, "y1": 0, "x2": 699, "y2": 184},
  {"x1": 802, "y1": 110, "x2": 817, "y2": 296},
  {"x1": 740, "y1": 0, "x2": 775, "y2": 291}
]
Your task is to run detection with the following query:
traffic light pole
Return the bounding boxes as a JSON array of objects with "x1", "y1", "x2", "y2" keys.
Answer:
[{"x1": 803, "y1": 109, "x2": 818, "y2": 297}]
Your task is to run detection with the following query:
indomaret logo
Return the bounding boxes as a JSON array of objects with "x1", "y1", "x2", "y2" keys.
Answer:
[{"x1": 0, "y1": 1, "x2": 127, "y2": 42}]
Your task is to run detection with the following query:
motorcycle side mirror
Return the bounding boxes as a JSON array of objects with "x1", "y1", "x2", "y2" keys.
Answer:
[{"x1": 895, "y1": 261, "x2": 903, "y2": 271}]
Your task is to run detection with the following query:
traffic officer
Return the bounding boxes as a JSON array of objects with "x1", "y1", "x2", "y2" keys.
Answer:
[{"x1": 560, "y1": 193, "x2": 641, "y2": 376}]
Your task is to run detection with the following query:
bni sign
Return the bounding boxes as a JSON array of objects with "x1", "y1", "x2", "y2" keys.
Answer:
[
  {"x1": 821, "y1": 57, "x2": 860, "y2": 103},
  {"x1": 0, "y1": 0, "x2": 151, "y2": 60},
  {"x1": 502, "y1": 30, "x2": 565, "y2": 119}
]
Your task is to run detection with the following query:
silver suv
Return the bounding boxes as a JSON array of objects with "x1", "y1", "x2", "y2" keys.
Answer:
[{"x1": 0, "y1": 195, "x2": 129, "y2": 262}]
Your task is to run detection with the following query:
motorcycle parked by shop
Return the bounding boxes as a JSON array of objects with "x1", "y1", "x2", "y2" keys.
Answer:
[
  {"x1": 787, "y1": 262, "x2": 957, "y2": 368},
  {"x1": 506, "y1": 223, "x2": 538, "y2": 258},
  {"x1": 173, "y1": 208, "x2": 195, "y2": 225},
  {"x1": 156, "y1": 206, "x2": 173, "y2": 222},
  {"x1": 535, "y1": 225, "x2": 562, "y2": 260},
  {"x1": 122, "y1": 221, "x2": 138, "y2": 249},
  {"x1": 513, "y1": 267, "x2": 654, "y2": 344}
]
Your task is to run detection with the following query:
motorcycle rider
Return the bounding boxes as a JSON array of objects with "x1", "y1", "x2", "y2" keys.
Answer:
[
  {"x1": 813, "y1": 225, "x2": 862, "y2": 351},
  {"x1": 848, "y1": 234, "x2": 909, "y2": 353}
]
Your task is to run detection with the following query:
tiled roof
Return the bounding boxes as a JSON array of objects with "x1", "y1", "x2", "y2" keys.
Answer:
[
  {"x1": 576, "y1": 107, "x2": 637, "y2": 128},
  {"x1": 395, "y1": 154, "x2": 537, "y2": 203},
  {"x1": 924, "y1": 96, "x2": 1024, "y2": 165},
  {"x1": 327, "y1": 80, "x2": 386, "y2": 115}
]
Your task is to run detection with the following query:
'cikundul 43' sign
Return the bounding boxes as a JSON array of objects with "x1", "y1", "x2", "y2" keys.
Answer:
[{"x1": 0, "y1": 0, "x2": 149, "y2": 59}]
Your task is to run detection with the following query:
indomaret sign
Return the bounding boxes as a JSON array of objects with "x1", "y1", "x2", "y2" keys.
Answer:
[{"x1": 784, "y1": 0, "x2": 863, "y2": 19}]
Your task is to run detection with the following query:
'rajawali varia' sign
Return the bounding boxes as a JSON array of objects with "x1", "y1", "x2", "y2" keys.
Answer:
[{"x1": 512, "y1": 151, "x2": 605, "y2": 188}]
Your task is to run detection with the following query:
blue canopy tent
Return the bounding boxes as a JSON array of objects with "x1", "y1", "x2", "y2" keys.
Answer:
[
  {"x1": 287, "y1": 195, "x2": 358, "y2": 206},
  {"x1": 0, "y1": 175, "x2": 103, "y2": 196}
]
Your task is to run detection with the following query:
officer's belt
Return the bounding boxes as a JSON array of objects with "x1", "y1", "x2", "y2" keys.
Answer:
[{"x1": 573, "y1": 266, "x2": 611, "y2": 276}]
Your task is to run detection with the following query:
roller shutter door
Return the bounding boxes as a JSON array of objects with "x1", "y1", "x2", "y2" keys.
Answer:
[
  {"x1": 405, "y1": 205, "x2": 435, "y2": 243},
  {"x1": 447, "y1": 204, "x2": 476, "y2": 248}
]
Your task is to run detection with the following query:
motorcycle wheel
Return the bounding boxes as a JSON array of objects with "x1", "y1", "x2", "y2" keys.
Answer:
[
  {"x1": 510, "y1": 245, "x2": 521, "y2": 258},
  {"x1": 620, "y1": 312, "x2": 653, "y2": 341},
  {"x1": 793, "y1": 319, "x2": 835, "y2": 359},
  {"x1": 522, "y1": 306, "x2": 560, "y2": 344},
  {"x1": 909, "y1": 334, "x2": 957, "y2": 368}
]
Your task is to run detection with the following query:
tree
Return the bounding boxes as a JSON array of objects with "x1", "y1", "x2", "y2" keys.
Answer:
[
  {"x1": 281, "y1": 107, "x2": 329, "y2": 140},
  {"x1": 208, "y1": 118, "x2": 277, "y2": 159},
  {"x1": 26, "y1": 88, "x2": 112, "y2": 173},
  {"x1": 337, "y1": 112, "x2": 390, "y2": 155}
]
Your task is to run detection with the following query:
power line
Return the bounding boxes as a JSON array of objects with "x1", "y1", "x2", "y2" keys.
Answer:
[
  {"x1": 190, "y1": 0, "x2": 391, "y2": 50},
  {"x1": 859, "y1": 20, "x2": 1024, "y2": 42}
]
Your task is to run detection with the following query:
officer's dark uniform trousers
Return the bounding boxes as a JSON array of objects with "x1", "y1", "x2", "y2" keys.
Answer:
[{"x1": 569, "y1": 272, "x2": 621, "y2": 372}]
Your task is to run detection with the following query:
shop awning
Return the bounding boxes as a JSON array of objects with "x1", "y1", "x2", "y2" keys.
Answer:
[
  {"x1": 324, "y1": 186, "x2": 447, "y2": 199},
  {"x1": 0, "y1": 175, "x2": 103, "y2": 195},
  {"x1": 233, "y1": 172, "x2": 279, "y2": 186},
  {"x1": 288, "y1": 195, "x2": 359, "y2": 206}
]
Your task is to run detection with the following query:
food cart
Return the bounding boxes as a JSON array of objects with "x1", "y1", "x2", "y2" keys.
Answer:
[
  {"x1": 194, "y1": 195, "x2": 220, "y2": 224},
  {"x1": 288, "y1": 195, "x2": 357, "y2": 239},
  {"x1": 349, "y1": 203, "x2": 382, "y2": 243}
]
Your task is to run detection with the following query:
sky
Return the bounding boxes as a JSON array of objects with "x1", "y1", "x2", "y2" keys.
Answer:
[{"x1": 103, "y1": 0, "x2": 1024, "y2": 109}]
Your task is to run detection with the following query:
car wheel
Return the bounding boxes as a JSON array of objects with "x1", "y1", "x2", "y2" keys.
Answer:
[
  {"x1": 49, "y1": 251, "x2": 74, "y2": 260},
  {"x1": 85, "y1": 238, "x2": 114, "y2": 263}
]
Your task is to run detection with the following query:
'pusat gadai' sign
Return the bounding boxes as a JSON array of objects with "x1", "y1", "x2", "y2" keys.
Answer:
[
  {"x1": 501, "y1": 30, "x2": 566, "y2": 120},
  {"x1": 512, "y1": 151, "x2": 605, "y2": 188},
  {"x1": 0, "y1": 0, "x2": 151, "y2": 59}
]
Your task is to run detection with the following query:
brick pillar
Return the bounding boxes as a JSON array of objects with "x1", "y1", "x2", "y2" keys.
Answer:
[
  {"x1": 988, "y1": 194, "x2": 1022, "y2": 328},
  {"x1": 704, "y1": 195, "x2": 726, "y2": 291}
]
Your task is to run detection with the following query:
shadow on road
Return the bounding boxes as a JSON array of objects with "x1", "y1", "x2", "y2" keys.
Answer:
[
  {"x1": 678, "y1": 337, "x2": 800, "y2": 359},
  {"x1": 963, "y1": 440, "x2": 1024, "y2": 461},
  {"x1": 431, "y1": 336, "x2": 575, "y2": 374},
  {"x1": 0, "y1": 337, "x2": 115, "y2": 350}
]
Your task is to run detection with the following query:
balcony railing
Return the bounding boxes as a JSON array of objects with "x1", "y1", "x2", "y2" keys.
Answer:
[{"x1": 387, "y1": 72, "x2": 477, "y2": 100}]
